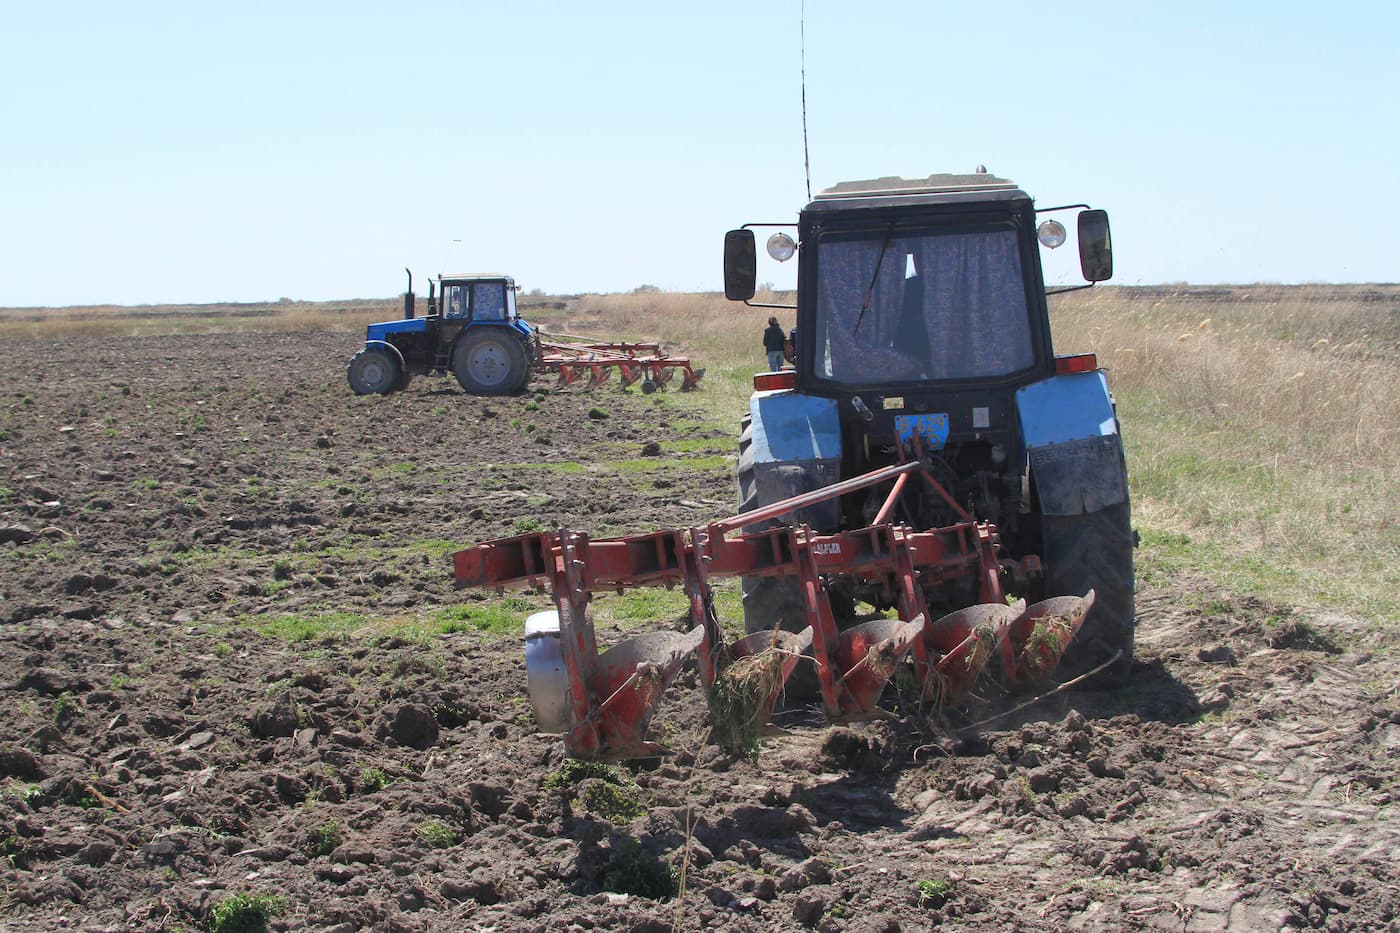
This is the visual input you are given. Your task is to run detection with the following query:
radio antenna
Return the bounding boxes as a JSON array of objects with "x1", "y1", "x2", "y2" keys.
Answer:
[{"x1": 801, "y1": 0, "x2": 812, "y2": 202}]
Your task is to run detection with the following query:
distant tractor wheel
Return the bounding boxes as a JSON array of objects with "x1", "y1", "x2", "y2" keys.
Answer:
[
  {"x1": 454, "y1": 330, "x2": 530, "y2": 395},
  {"x1": 1042, "y1": 500, "x2": 1136, "y2": 683},
  {"x1": 347, "y1": 348, "x2": 401, "y2": 396}
]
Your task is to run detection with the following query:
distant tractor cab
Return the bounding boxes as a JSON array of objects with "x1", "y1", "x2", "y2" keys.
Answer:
[{"x1": 347, "y1": 272, "x2": 535, "y2": 396}]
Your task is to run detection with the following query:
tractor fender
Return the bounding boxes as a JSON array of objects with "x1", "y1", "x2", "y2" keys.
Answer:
[
  {"x1": 742, "y1": 390, "x2": 843, "y2": 530},
  {"x1": 364, "y1": 339, "x2": 406, "y2": 369},
  {"x1": 1016, "y1": 371, "x2": 1129, "y2": 516}
]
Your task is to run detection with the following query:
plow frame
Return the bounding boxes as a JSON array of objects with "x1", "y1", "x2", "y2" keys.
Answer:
[
  {"x1": 453, "y1": 455, "x2": 1088, "y2": 759},
  {"x1": 533, "y1": 334, "x2": 705, "y2": 391}
]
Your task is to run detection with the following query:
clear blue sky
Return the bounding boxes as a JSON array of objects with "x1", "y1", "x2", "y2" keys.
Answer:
[{"x1": 3, "y1": 1, "x2": 1396, "y2": 307}]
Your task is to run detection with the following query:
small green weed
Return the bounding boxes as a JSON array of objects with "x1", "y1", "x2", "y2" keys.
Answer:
[
  {"x1": 542, "y1": 759, "x2": 631, "y2": 791},
  {"x1": 2, "y1": 834, "x2": 34, "y2": 868},
  {"x1": 1, "y1": 780, "x2": 42, "y2": 803},
  {"x1": 415, "y1": 820, "x2": 458, "y2": 848},
  {"x1": 601, "y1": 836, "x2": 676, "y2": 900},
  {"x1": 916, "y1": 877, "x2": 955, "y2": 909},
  {"x1": 358, "y1": 767, "x2": 390, "y2": 793},
  {"x1": 304, "y1": 820, "x2": 343, "y2": 857},
  {"x1": 581, "y1": 781, "x2": 647, "y2": 822},
  {"x1": 53, "y1": 691, "x2": 79, "y2": 723},
  {"x1": 209, "y1": 891, "x2": 287, "y2": 933}
]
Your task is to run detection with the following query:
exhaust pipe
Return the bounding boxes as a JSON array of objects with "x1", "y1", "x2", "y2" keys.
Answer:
[{"x1": 403, "y1": 268, "x2": 415, "y2": 319}]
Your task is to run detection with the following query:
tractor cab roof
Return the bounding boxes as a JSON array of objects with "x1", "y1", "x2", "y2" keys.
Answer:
[
  {"x1": 807, "y1": 173, "x2": 1029, "y2": 213},
  {"x1": 440, "y1": 273, "x2": 514, "y2": 285}
]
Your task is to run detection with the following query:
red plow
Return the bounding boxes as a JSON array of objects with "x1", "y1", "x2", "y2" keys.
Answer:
[
  {"x1": 452, "y1": 459, "x2": 1094, "y2": 761},
  {"x1": 533, "y1": 333, "x2": 705, "y2": 392}
]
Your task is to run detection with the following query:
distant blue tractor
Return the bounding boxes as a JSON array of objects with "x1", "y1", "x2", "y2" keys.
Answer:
[
  {"x1": 347, "y1": 272, "x2": 536, "y2": 396},
  {"x1": 725, "y1": 171, "x2": 1136, "y2": 682}
]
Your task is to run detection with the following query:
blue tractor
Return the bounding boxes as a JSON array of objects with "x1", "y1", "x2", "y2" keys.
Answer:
[
  {"x1": 347, "y1": 272, "x2": 536, "y2": 396},
  {"x1": 724, "y1": 171, "x2": 1135, "y2": 682}
]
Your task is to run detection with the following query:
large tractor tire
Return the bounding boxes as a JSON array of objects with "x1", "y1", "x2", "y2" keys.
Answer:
[
  {"x1": 738, "y1": 444, "x2": 808, "y2": 638},
  {"x1": 736, "y1": 414, "x2": 820, "y2": 697},
  {"x1": 1042, "y1": 500, "x2": 1136, "y2": 684},
  {"x1": 453, "y1": 330, "x2": 531, "y2": 395},
  {"x1": 347, "y1": 348, "x2": 401, "y2": 396}
]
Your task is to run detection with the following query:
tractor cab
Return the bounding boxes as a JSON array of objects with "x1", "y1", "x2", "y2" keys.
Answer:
[
  {"x1": 348, "y1": 271, "x2": 536, "y2": 397},
  {"x1": 434, "y1": 274, "x2": 520, "y2": 324}
]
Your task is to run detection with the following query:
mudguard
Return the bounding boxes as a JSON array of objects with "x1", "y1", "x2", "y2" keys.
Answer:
[
  {"x1": 744, "y1": 390, "x2": 843, "y2": 530},
  {"x1": 364, "y1": 339, "x2": 406, "y2": 369},
  {"x1": 1016, "y1": 371, "x2": 1129, "y2": 517}
]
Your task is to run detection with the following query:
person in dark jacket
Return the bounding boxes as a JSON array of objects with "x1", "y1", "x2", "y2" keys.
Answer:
[{"x1": 763, "y1": 316, "x2": 786, "y2": 371}]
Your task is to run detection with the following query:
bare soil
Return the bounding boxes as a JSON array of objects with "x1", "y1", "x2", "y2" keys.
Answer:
[{"x1": 1, "y1": 332, "x2": 1396, "y2": 932}]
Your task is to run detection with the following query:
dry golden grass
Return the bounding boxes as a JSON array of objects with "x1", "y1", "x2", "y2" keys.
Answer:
[{"x1": 1050, "y1": 286, "x2": 1398, "y2": 620}]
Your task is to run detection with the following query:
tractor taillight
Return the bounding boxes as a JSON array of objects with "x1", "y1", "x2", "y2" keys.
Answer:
[
  {"x1": 1054, "y1": 353, "x2": 1098, "y2": 375},
  {"x1": 754, "y1": 370, "x2": 797, "y2": 392}
]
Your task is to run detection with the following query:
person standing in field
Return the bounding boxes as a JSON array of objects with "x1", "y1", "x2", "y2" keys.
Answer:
[{"x1": 763, "y1": 316, "x2": 787, "y2": 371}]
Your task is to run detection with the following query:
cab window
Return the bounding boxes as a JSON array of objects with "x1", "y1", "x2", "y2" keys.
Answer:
[
  {"x1": 443, "y1": 285, "x2": 468, "y2": 319},
  {"x1": 471, "y1": 283, "x2": 507, "y2": 321}
]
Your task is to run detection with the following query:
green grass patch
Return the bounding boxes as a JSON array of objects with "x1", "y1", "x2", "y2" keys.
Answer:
[
  {"x1": 429, "y1": 602, "x2": 529, "y2": 636},
  {"x1": 604, "y1": 454, "x2": 729, "y2": 474},
  {"x1": 490, "y1": 461, "x2": 587, "y2": 475},
  {"x1": 594, "y1": 589, "x2": 692, "y2": 627},
  {"x1": 253, "y1": 611, "x2": 366, "y2": 642},
  {"x1": 358, "y1": 767, "x2": 390, "y2": 793}
]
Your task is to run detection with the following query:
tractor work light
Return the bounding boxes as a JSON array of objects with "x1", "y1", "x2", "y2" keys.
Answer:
[
  {"x1": 1037, "y1": 220, "x2": 1067, "y2": 249},
  {"x1": 767, "y1": 233, "x2": 797, "y2": 262}
]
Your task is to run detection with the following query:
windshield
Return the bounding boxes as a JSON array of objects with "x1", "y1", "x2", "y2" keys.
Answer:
[{"x1": 812, "y1": 226, "x2": 1035, "y2": 384}]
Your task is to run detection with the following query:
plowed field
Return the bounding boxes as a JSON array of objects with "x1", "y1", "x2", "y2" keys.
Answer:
[{"x1": 2, "y1": 332, "x2": 1396, "y2": 931}]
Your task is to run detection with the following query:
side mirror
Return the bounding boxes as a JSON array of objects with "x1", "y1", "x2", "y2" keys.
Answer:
[
  {"x1": 723, "y1": 229, "x2": 757, "y2": 301},
  {"x1": 1078, "y1": 210, "x2": 1113, "y2": 282}
]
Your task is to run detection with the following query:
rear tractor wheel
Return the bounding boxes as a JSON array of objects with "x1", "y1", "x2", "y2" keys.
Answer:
[
  {"x1": 1042, "y1": 500, "x2": 1136, "y2": 683},
  {"x1": 453, "y1": 330, "x2": 531, "y2": 395}
]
